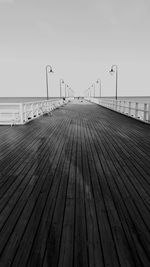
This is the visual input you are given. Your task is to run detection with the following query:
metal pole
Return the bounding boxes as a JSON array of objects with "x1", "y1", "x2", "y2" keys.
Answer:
[
  {"x1": 109, "y1": 65, "x2": 118, "y2": 100},
  {"x1": 93, "y1": 84, "x2": 95, "y2": 97},
  {"x1": 46, "y1": 66, "x2": 49, "y2": 100},
  {"x1": 99, "y1": 80, "x2": 101, "y2": 98},
  {"x1": 65, "y1": 84, "x2": 67, "y2": 98},
  {"x1": 60, "y1": 79, "x2": 62, "y2": 98},
  {"x1": 116, "y1": 66, "x2": 118, "y2": 100}
]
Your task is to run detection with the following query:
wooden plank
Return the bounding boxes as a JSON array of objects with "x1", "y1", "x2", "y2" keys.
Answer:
[
  {"x1": 27, "y1": 119, "x2": 72, "y2": 267},
  {"x1": 57, "y1": 119, "x2": 77, "y2": 267},
  {"x1": 0, "y1": 101, "x2": 150, "y2": 266},
  {"x1": 0, "y1": 118, "x2": 65, "y2": 228},
  {"x1": 84, "y1": 120, "x2": 132, "y2": 266},
  {"x1": 86, "y1": 107, "x2": 150, "y2": 265},
  {"x1": 73, "y1": 118, "x2": 89, "y2": 267},
  {"x1": 80, "y1": 118, "x2": 105, "y2": 267},
  {"x1": 0, "y1": 116, "x2": 71, "y2": 266},
  {"x1": 42, "y1": 117, "x2": 75, "y2": 267}
]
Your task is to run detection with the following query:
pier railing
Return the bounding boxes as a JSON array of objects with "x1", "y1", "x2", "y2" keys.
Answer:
[
  {"x1": 0, "y1": 98, "x2": 68, "y2": 125},
  {"x1": 86, "y1": 98, "x2": 150, "y2": 123}
]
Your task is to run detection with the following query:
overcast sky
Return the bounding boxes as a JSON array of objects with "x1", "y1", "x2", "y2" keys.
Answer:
[{"x1": 0, "y1": 0, "x2": 150, "y2": 97}]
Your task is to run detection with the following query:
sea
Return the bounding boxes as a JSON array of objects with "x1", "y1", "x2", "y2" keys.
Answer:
[
  {"x1": 98, "y1": 96, "x2": 150, "y2": 103},
  {"x1": 0, "y1": 96, "x2": 150, "y2": 103},
  {"x1": 0, "y1": 97, "x2": 60, "y2": 103}
]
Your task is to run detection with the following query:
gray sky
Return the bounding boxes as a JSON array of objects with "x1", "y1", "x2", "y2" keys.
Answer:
[{"x1": 0, "y1": 0, "x2": 150, "y2": 97}]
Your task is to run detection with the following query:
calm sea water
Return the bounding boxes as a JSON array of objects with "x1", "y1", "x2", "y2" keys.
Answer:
[
  {"x1": 100, "y1": 96, "x2": 150, "y2": 103},
  {"x1": 0, "y1": 96, "x2": 150, "y2": 103},
  {"x1": 0, "y1": 97, "x2": 60, "y2": 103}
]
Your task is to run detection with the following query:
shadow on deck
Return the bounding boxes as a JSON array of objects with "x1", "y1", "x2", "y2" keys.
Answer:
[{"x1": 0, "y1": 100, "x2": 150, "y2": 267}]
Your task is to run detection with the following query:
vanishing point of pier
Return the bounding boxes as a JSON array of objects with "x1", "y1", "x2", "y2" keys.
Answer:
[{"x1": 0, "y1": 99, "x2": 150, "y2": 267}]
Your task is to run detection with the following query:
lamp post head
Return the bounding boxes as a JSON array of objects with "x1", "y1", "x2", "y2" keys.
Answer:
[
  {"x1": 46, "y1": 65, "x2": 54, "y2": 73},
  {"x1": 109, "y1": 68, "x2": 115, "y2": 75},
  {"x1": 49, "y1": 66, "x2": 54, "y2": 73},
  {"x1": 109, "y1": 64, "x2": 117, "y2": 75}
]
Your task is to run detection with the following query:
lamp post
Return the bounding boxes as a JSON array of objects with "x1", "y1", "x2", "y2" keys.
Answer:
[
  {"x1": 65, "y1": 84, "x2": 69, "y2": 97},
  {"x1": 92, "y1": 84, "x2": 95, "y2": 97},
  {"x1": 109, "y1": 64, "x2": 118, "y2": 100},
  {"x1": 60, "y1": 79, "x2": 64, "y2": 98},
  {"x1": 46, "y1": 65, "x2": 54, "y2": 100},
  {"x1": 68, "y1": 87, "x2": 70, "y2": 97},
  {"x1": 89, "y1": 87, "x2": 91, "y2": 97},
  {"x1": 96, "y1": 79, "x2": 101, "y2": 98}
]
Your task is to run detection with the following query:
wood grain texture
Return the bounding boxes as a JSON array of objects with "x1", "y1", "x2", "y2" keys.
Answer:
[{"x1": 0, "y1": 100, "x2": 150, "y2": 267}]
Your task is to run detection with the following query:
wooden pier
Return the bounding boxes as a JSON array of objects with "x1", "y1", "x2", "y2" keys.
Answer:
[{"x1": 0, "y1": 99, "x2": 150, "y2": 267}]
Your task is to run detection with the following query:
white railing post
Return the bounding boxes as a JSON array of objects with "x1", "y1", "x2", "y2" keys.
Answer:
[
  {"x1": 19, "y1": 103, "x2": 23, "y2": 124},
  {"x1": 144, "y1": 103, "x2": 147, "y2": 122},
  {"x1": 24, "y1": 104, "x2": 27, "y2": 122},
  {"x1": 123, "y1": 101, "x2": 125, "y2": 113},
  {"x1": 112, "y1": 100, "x2": 115, "y2": 110},
  {"x1": 31, "y1": 103, "x2": 34, "y2": 119},
  {"x1": 118, "y1": 101, "x2": 120, "y2": 111},
  {"x1": 46, "y1": 101, "x2": 49, "y2": 113},
  {"x1": 128, "y1": 102, "x2": 131, "y2": 116},
  {"x1": 148, "y1": 103, "x2": 150, "y2": 122},
  {"x1": 120, "y1": 101, "x2": 122, "y2": 112},
  {"x1": 40, "y1": 102, "x2": 42, "y2": 114},
  {"x1": 44, "y1": 101, "x2": 47, "y2": 112},
  {"x1": 49, "y1": 101, "x2": 51, "y2": 112},
  {"x1": 115, "y1": 100, "x2": 117, "y2": 111},
  {"x1": 36, "y1": 103, "x2": 39, "y2": 116},
  {"x1": 135, "y1": 102, "x2": 138, "y2": 118}
]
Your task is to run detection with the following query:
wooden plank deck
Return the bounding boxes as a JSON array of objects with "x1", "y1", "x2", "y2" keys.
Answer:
[{"x1": 0, "y1": 99, "x2": 150, "y2": 267}]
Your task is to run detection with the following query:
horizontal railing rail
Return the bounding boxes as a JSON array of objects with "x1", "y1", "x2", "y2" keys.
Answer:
[
  {"x1": 85, "y1": 97, "x2": 150, "y2": 123},
  {"x1": 0, "y1": 98, "x2": 70, "y2": 125}
]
